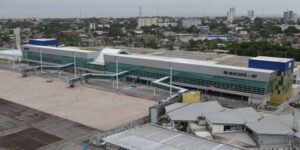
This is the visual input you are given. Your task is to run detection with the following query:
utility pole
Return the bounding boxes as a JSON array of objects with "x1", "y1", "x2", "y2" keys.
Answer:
[{"x1": 139, "y1": 5, "x2": 142, "y2": 17}]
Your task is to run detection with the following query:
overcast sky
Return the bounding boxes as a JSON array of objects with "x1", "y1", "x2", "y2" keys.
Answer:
[{"x1": 0, "y1": 0, "x2": 299, "y2": 18}]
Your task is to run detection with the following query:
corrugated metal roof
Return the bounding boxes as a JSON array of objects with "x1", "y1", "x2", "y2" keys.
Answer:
[
  {"x1": 103, "y1": 124, "x2": 243, "y2": 150},
  {"x1": 295, "y1": 132, "x2": 300, "y2": 138},
  {"x1": 203, "y1": 107, "x2": 261, "y2": 125},
  {"x1": 246, "y1": 118, "x2": 294, "y2": 135},
  {"x1": 261, "y1": 114, "x2": 293, "y2": 130},
  {"x1": 213, "y1": 132, "x2": 257, "y2": 146},
  {"x1": 166, "y1": 101, "x2": 224, "y2": 122},
  {"x1": 204, "y1": 109, "x2": 247, "y2": 125},
  {"x1": 165, "y1": 103, "x2": 188, "y2": 113},
  {"x1": 233, "y1": 107, "x2": 262, "y2": 123}
]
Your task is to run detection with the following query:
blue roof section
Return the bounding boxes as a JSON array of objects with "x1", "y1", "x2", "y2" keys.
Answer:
[
  {"x1": 249, "y1": 56, "x2": 294, "y2": 76},
  {"x1": 208, "y1": 35, "x2": 231, "y2": 38},
  {"x1": 29, "y1": 39, "x2": 58, "y2": 47}
]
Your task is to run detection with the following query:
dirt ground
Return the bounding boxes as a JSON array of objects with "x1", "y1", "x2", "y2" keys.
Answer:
[{"x1": 0, "y1": 69, "x2": 157, "y2": 131}]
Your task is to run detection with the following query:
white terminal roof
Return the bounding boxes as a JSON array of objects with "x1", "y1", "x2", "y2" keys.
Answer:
[
  {"x1": 0, "y1": 49, "x2": 22, "y2": 56},
  {"x1": 23, "y1": 44, "x2": 95, "y2": 53},
  {"x1": 104, "y1": 51, "x2": 278, "y2": 82},
  {"x1": 0, "y1": 49, "x2": 23, "y2": 61},
  {"x1": 103, "y1": 124, "x2": 243, "y2": 150},
  {"x1": 93, "y1": 48, "x2": 130, "y2": 65},
  {"x1": 108, "y1": 53, "x2": 276, "y2": 74},
  {"x1": 250, "y1": 56, "x2": 294, "y2": 63}
]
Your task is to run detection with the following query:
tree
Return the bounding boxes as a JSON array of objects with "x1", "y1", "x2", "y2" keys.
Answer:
[
  {"x1": 108, "y1": 23, "x2": 123, "y2": 38},
  {"x1": 284, "y1": 26, "x2": 299, "y2": 36},
  {"x1": 0, "y1": 33, "x2": 10, "y2": 42}
]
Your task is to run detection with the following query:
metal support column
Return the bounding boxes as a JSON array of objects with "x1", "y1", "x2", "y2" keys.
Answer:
[
  {"x1": 74, "y1": 51, "x2": 77, "y2": 78},
  {"x1": 170, "y1": 63, "x2": 173, "y2": 97},
  {"x1": 40, "y1": 48, "x2": 43, "y2": 73},
  {"x1": 116, "y1": 56, "x2": 119, "y2": 89}
]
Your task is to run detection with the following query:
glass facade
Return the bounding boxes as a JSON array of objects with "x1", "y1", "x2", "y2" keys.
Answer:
[
  {"x1": 22, "y1": 50, "x2": 275, "y2": 97},
  {"x1": 22, "y1": 50, "x2": 94, "y2": 68},
  {"x1": 105, "y1": 61, "x2": 275, "y2": 96}
]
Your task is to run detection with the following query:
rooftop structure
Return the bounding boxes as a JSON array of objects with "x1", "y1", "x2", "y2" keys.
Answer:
[
  {"x1": 22, "y1": 44, "x2": 98, "y2": 68},
  {"x1": 102, "y1": 124, "x2": 243, "y2": 150},
  {"x1": 204, "y1": 107, "x2": 262, "y2": 126},
  {"x1": 0, "y1": 49, "x2": 22, "y2": 61},
  {"x1": 29, "y1": 39, "x2": 58, "y2": 47},
  {"x1": 164, "y1": 101, "x2": 298, "y2": 149},
  {"x1": 249, "y1": 56, "x2": 294, "y2": 104},
  {"x1": 213, "y1": 132, "x2": 257, "y2": 147},
  {"x1": 296, "y1": 132, "x2": 300, "y2": 138},
  {"x1": 250, "y1": 56, "x2": 294, "y2": 63},
  {"x1": 166, "y1": 101, "x2": 224, "y2": 122},
  {"x1": 246, "y1": 118, "x2": 294, "y2": 135}
]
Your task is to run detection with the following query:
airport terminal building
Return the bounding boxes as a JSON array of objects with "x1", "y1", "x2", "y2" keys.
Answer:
[{"x1": 21, "y1": 44, "x2": 294, "y2": 105}]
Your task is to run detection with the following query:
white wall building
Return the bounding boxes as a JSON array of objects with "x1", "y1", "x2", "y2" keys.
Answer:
[
  {"x1": 137, "y1": 18, "x2": 158, "y2": 28},
  {"x1": 89, "y1": 23, "x2": 96, "y2": 30},
  {"x1": 181, "y1": 19, "x2": 202, "y2": 28}
]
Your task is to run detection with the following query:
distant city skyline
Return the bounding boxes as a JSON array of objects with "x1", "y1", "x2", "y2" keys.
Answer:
[{"x1": 0, "y1": 0, "x2": 299, "y2": 18}]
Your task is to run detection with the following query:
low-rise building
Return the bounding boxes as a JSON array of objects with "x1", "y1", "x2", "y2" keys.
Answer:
[
  {"x1": 246, "y1": 117, "x2": 294, "y2": 150},
  {"x1": 102, "y1": 124, "x2": 244, "y2": 150},
  {"x1": 137, "y1": 18, "x2": 158, "y2": 28},
  {"x1": 164, "y1": 101, "x2": 300, "y2": 149},
  {"x1": 207, "y1": 35, "x2": 232, "y2": 41},
  {"x1": 203, "y1": 107, "x2": 262, "y2": 133},
  {"x1": 181, "y1": 18, "x2": 202, "y2": 28}
]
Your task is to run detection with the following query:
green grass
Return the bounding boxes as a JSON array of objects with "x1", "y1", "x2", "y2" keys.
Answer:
[
  {"x1": 81, "y1": 47, "x2": 98, "y2": 51},
  {"x1": 269, "y1": 102, "x2": 281, "y2": 107}
]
